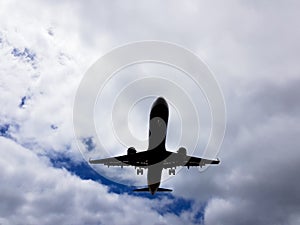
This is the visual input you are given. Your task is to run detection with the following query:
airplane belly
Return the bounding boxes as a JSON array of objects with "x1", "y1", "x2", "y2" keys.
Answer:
[{"x1": 147, "y1": 163, "x2": 163, "y2": 187}]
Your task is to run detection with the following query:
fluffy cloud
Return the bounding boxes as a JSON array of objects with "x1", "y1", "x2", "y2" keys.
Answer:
[
  {"x1": 0, "y1": 137, "x2": 200, "y2": 225},
  {"x1": 1, "y1": 0, "x2": 300, "y2": 225}
]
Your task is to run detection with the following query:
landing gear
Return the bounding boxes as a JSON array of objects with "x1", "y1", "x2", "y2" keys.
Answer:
[
  {"x1": 168, "y1": 168, "x2": 175, "y2": 175},
  {"x1": 137, "y1": 168, "x2": 143, "y2": 175}
]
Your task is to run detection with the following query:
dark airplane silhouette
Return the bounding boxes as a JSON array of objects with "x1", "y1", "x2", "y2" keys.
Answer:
[{"x1": 89, "y1": 97, "x2": 220, "y2": 194}]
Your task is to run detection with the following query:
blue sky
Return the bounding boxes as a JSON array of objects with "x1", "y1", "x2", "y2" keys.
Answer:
[{"x1": 1, "y1": 1, "x2": 300, "y2": 225}]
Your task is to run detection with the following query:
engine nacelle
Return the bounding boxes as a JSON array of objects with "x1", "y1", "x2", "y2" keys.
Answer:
[
  {"x1": 177, "y1": 147, "x2": 187, "y2": 156},
  {"x1": 127, "y1": 147, "x2": 137, "y2": 155}
]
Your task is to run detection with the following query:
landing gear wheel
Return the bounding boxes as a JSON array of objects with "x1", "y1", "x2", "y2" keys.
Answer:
[
  {"x1": 169, "y1": 168, "x2": 175, "y2": 175},
  {"x1": 137, "y1": 168, "x2": 143, "y2": 175}
]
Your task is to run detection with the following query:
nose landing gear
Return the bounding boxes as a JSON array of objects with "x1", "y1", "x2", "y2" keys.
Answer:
[
  {"x1": 137, "y1": 168, "x2": 143, "y2": 175},
  {"x1": 168, "y1": 168, "x2": 175, "y2": 175}
]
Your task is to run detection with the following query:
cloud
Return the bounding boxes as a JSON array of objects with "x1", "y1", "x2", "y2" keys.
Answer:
[
  {"x1": 0, "y1": 137, "x2": 202, "y2": 225},
  {"x1": 1, "y1": 0, "x2": 300, "y2": 225},
  {"x1": 168, "y1": 76, "x2": 300, "y2": 224}
]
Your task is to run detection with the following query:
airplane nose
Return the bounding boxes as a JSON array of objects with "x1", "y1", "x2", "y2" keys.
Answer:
[
  {"x1": 154, "y1": 97, "x2": 167, "y2": 106},
  {"x1": 150, "y1": 97, "x2": 169, "y2": 122}
]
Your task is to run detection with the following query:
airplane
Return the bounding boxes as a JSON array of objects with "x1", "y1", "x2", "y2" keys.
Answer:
[{"x1": 89, "y1": 97, "x2": 220, "y2": 195}]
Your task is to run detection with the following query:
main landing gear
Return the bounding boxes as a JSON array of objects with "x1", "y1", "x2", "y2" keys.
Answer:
[
  {"x1": 168, "y1": 168, "x2": 175, "y2": 175},
  {"x1": 137, "y1": 168, "x2": 143, "y2": 175}
]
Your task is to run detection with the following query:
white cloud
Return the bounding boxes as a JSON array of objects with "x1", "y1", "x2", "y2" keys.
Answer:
[
  {"x1": 1, "y1": 0, "x2": 300, "y2": 224},
  {"x1": 0, "y1": 137, "x2": 200, "y2": 225}
]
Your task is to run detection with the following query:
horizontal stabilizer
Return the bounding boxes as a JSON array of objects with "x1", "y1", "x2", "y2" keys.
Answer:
[
  {"x1": 133, "y1": 187, "x2": 149, "y2": 192},
  {"x1": 157, "y1": 188, "x2": 172, "y2": 192},
  {"x1": 133, "y1": 187, "x2": 172, "y2": 192}
]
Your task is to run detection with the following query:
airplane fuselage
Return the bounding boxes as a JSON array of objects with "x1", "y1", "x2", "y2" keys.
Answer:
[{"x1": 147, "y1": 97, "x2": 169, "y2": 194}]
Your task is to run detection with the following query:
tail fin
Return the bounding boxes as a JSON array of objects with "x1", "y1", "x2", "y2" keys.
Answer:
[{"x1": 133, "y1": 187, "x2": 172, "y2": 193}]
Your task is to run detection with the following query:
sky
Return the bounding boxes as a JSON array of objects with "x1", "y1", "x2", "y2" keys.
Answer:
[{"x1": 1, "y1": 0, "x2": 300, "y2": 225}]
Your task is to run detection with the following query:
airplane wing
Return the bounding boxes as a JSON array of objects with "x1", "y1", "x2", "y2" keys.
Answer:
[
  {"x1": 89, "y1": 156, "x2": 129, "y2": 167},
  {"x1": 89, "y1": 151, "x2": 150, "y2": 167},
  {"x1": 163, "y1": 151, "x2": 220, "y2": 168},
  {"x1": 184, "y1": 156, "x2": 220, "y2": 167},
  {"x1": 89, "y1": 150, "x2": 220, "y2": 168}
]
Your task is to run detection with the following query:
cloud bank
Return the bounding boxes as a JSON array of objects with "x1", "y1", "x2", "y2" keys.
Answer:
[{"x1": 1, "y1": 0, "x2": 300, "y2": 224}]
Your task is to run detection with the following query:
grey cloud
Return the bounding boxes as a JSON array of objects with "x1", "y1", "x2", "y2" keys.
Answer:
[
  {"x1": 248, "y1": 79, "x2": 300, "y2": 118},
  {"x1": 169, "y1": 75, "x2": 300, "y2": 224},
  {"x1": 1, "y1": 0, "x2": 300, "y2": 225}
]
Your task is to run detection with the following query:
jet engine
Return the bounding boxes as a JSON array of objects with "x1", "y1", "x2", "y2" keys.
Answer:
[
  {"x1": 127, "y1": 147, "x2": 137, "y2": 155},
  {"x1": 177, "y1": 147, "x2": 187, "y2": 156}
]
